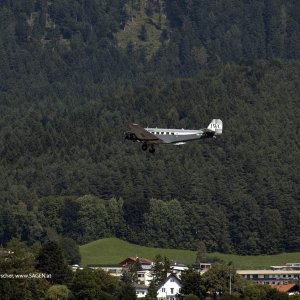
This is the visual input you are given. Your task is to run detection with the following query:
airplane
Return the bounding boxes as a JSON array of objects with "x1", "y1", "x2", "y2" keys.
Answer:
[{"x1": 124, "y1": 119, "x2": 222, "y2": 153}]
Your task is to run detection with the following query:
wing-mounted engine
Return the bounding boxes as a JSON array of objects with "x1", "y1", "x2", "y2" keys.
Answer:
[{"x1": 124, "y1": 131, "x2": 138, "y2": 141}]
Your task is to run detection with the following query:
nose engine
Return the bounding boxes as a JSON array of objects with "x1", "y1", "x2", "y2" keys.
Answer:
[{"x1": 124, "y1": 131, "x2": 138, "y2": 141}]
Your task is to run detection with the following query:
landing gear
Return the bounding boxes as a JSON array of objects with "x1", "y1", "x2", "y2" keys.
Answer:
[
  {"x1": 141, "y1": 143, "x2": 155, "y2": 153},
  {"x1": 149, "y1": 146, "x2": 155, "y2": 153}
]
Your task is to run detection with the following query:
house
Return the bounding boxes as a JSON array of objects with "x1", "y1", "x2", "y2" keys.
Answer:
[
  {"x1": 170, "y1": 262, "x2": 188, "y2": 278},
  {"x1": 156, "y1": 274, "x2": 183, "y2": 300},
  {"x1": 120, "y1": 257, "x2": 153, "y2": 270},
  {"x1": 137, "y1": 270, "x2": 153, "y2": 286},
  {"x1": 134, "y1": 283, "x2": 149, "y2": 298},
  {"x1": 193, "y1": 263, "x2": 213, "y2": 274},
  {"x1": 271, "y1": 283, "x2": 300, "y2": 295}
]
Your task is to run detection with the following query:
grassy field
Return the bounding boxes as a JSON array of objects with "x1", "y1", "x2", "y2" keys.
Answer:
[{"x1": 80, "y1": 238, "x2": 300, "y2": 269}]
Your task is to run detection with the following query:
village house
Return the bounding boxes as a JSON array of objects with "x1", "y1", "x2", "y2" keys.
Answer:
[
  {"x1": 120, "y1": 257, "x2": 153, "y2": 270},
  {"x1": 134, "y1": 283, "x2": 149, "y2": 298},
  {"x1": 157, "y1": 274, "x2": 183, "y2": 300},
  {"x1": 271, "y1": 283, "x2": 300, "y2": 296},
  {"x1": 170, "y1": 262, "x2": 188, "y2": 278}
]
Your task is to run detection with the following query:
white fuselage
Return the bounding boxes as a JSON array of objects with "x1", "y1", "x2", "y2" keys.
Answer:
[{"x1": 145, "y1": 128, "x2": 204, "y2": 144}]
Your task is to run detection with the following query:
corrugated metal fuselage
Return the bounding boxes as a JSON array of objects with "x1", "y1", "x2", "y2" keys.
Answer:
[{"x1": 144, "y1": 128, "x2": 211, "y2": 144}]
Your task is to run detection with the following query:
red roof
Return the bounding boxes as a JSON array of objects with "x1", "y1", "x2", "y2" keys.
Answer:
[
  {"x1": 120, "y1": 257, "x2": 152, "y2": 267},
  {"x1": 271, "y1": 284, "x2": 297, "y2": 293}
]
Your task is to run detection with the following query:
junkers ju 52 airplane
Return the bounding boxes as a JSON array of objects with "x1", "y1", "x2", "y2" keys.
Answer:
[{"x1": 125, "y1": 119, "x2": 222, "y2": 153}]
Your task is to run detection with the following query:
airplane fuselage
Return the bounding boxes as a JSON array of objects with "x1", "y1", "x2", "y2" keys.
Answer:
[{"x1": 144, "y1": 128, "x2": 211, "y2": 144}]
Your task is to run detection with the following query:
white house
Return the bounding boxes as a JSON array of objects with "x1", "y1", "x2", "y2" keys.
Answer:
[
  {"x1": 170, "y1": 263, "x2": 189, "y2": 278},
  {"x1": 156, "y1": 274, "x2": 183, "y2": 300},
  {"x1": 137, "y1": 270, "x2": 153, "y2": 286},
  {"x1": 134, "y1": 284, "x2": 148, "y2": 298}
]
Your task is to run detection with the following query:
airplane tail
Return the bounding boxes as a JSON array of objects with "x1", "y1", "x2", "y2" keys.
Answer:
[{"x1": 207, "y1": 119, "x2": 223, "y2": 135}]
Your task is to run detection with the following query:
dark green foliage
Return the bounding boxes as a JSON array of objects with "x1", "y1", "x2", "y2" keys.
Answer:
[
  {"x1": 147, "y1": 280, "x2": 158, "y2": 299},
  {"x1": 180, "y1": 268, "x2": 204, "y2": 299},
  {"x1": 59, "y1": 237, "x2": 81, "y2": 265},
  {"x1": 241, "y1": 284, "x2": 289, "y2": 300},
  {"x1": 36, "y1": 241, "x2": 73, "y2": 285},
  {"x1": 0, "y1": 1, "x2": 299, "y2": 256},
  {"x1": 139, "y1": 25, "x2": 148, "y2": 41},
  {"x1": 184, "y1": 295, "x2": 200, "y2": 300},
  {"x1": 201, "y1": 264, "x2": 246, "y2": 298},
  {"x1": 151, "y1": 255, "x2": 171, "y2": 286},
  {"x1": 160, "y1": 0, "x2": 300, "y2": 74},
  {"x1": 45, "y1": 285, "x2": 71, "y2": 300},
  {"x1": 116, "y1": 283, "x2": 137, "y2": 300},
  {"x1": 70, "y1": 268, "x2": 119, "y2": 300},
  {"x1": 70, "y1": 269, "x2": 99, "y2": 300},
  {"x1": 0, "y1": 239, "x2": 49, "y2": 300}
]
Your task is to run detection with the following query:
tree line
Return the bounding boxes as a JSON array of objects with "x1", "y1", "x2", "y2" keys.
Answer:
[{"x1": 0, "y1": 193, "x2": 299, "y2": 256}]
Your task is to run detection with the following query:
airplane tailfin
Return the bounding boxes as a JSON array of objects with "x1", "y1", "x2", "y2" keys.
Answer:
[{"x1": 207, "y1": 119, "x2": 223, "y2": 135}]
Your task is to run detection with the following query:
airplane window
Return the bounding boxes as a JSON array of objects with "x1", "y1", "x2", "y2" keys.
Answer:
[{"x1": 171, "y1": 132, "x2": 174, "y2": 135}]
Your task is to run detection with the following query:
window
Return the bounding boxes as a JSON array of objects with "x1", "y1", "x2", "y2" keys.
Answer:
[
  {"x1": 162, "y1": 288, "x2": 165, "y2": 292},
  {"x1": 170, "y1": 288, "x2": 174, "y2": 294},
  {"x1": 170, "y1": 279, "x2": 174, "y2": 282}
]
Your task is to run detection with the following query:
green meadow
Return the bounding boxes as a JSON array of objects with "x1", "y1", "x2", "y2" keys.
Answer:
[{"x1": 80, "y1": 238, "x2": 300, "y2": 269}]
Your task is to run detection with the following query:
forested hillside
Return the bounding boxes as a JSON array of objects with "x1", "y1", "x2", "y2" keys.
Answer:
[{"x1": 0, "y1": 0, "x2": 299, "y2": 255}]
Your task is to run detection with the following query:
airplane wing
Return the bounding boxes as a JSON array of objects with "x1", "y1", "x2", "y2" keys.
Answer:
[{"x1": 128, "y1": 123, "x2": 161, "y2": 142}]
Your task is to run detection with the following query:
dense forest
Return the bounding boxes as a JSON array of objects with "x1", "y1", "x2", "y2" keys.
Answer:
[{"x1": 0, "y1": 0, "x2": 299, "y2": 256}]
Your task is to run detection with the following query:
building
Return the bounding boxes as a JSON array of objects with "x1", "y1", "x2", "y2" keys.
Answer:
[
  {"x1": 100, "y1": 267, "x2": 123, "y2": 277},
  {"x1": 237, "y1": 270, "x2": 300, "y2": 285},
  {"x1": 157, "y1": 274, "x2": 183, "y2": 300},
  {"x1": 270, "y1": 263, "x2": 300, "y2": 271},
  {"x1": 271, "y1": 283, "x2": 300, "y2": 295},
  {"x1": 120, "y1": 257, "x2": 153, "y2": 270},
  {"x1": 137, "y1": 270, "x2": 153, "y2": 286},
  {"x1": 134, "y1": 283, "x2": 149, "y2": 298},
  {"x1": 193, "y1": 263, "x2": 213, "y2": 274},
  {"x1": 170, "y1": 262, "x2": 189, "y2": 278}
]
